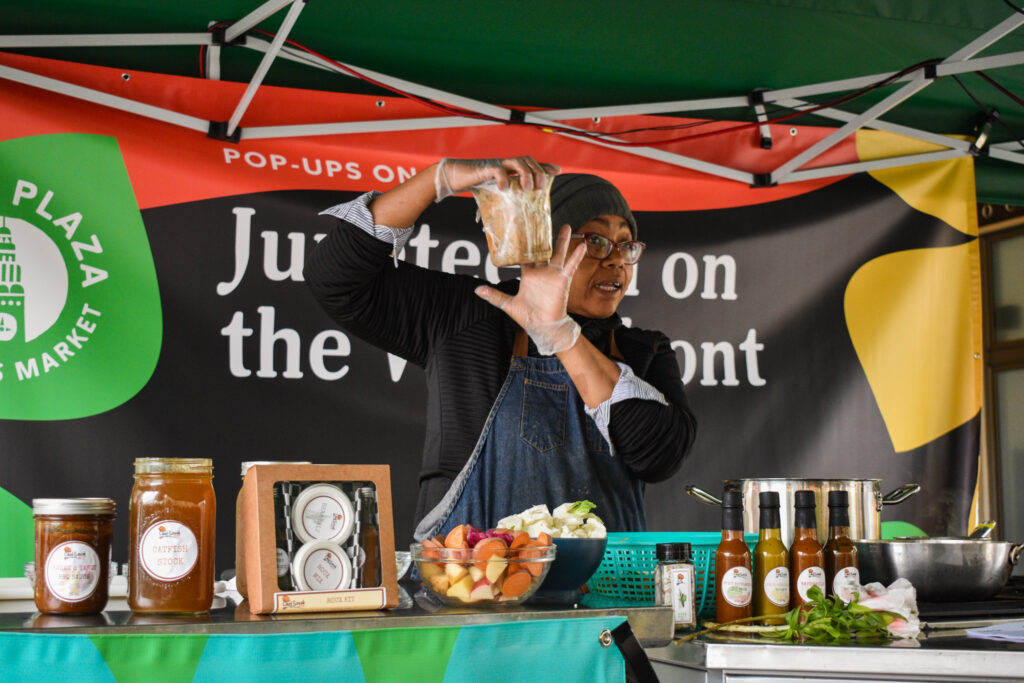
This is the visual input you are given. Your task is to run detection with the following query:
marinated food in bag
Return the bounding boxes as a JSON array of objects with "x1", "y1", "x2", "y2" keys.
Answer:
[{"x1": 472, "y1": 173, "x2": 555, "y2": 267}]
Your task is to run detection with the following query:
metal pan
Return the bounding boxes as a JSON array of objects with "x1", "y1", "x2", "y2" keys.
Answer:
[{"x1": 855, "y1": 537, "x2": 1024, "y2": 601}]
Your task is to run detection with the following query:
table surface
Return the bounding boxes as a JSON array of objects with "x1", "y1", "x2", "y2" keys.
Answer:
[
  {"x1": 0, "y1": 580, "x2": 675, "y2": 646},
  {"x1": 646, "y1": 618, "x2": 1024, "y2": 681}
]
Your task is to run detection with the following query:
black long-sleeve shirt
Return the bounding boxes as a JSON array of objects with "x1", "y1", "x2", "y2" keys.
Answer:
[{"x1": 305, "y1": 201, "x2": 697, "y2": 521}]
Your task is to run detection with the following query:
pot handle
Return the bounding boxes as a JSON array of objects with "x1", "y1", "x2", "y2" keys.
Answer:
[
  {"x1": 881, "y1": 483, "x2": 921, "y2": 505},
  {"x1": 685, "y1": 485, "x2": 722, "y2": 506},
  {"x1": 1011, "y1": 544, "x2": 1023, "y2": 567}
]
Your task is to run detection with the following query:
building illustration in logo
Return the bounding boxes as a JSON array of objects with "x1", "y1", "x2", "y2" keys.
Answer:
[{"x1": 0, "y1": 220, "x2": 24, "y2": 343}]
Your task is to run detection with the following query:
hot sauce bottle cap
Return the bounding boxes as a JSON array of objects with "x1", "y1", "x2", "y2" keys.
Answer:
[
  {"x1": 794, "y1": 490, "x2": 816, "y2": 508},
  {"x1": 758, "y1": 491, "x2": 780, "y2": 508},
  {"x1": 828, "y1": 490, "x2": 850, "y2": 507},
  {"x1": 722, "y1": 490, "x2": 744, "y2": 508}
]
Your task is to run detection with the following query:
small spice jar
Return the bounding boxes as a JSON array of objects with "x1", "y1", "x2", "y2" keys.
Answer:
[
  {"x1": 654, "y1": 542, "x2": 697, "y2": 630},
  {"x1": 128, "y1": 457, "x2": 215, "y2": 614},
  {"x1": 33, "y1": 498, "x2": 116, "y2": 614}
]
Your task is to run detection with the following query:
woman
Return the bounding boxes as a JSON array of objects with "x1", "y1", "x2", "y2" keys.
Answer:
[{"x1": 306, "y1": 157, "x2": 696, "y2": 540}]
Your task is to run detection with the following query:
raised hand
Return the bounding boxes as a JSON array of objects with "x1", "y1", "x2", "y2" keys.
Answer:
[
  {"x1": 435, "y1": 157, "x2": 560, "y2": 202},
  {"x1": 475, "y1": 225, "x2": 586, "y2": 355}
]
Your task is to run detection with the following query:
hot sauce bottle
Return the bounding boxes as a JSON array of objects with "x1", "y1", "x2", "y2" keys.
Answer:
[
  {"x1": 789, "y1": 490, "x2": 825, "y2": 607},
  {"x1": 824, "y1": 489, "x2": 860, "y2": 603},
  {"x1": 714, "y1": 490, "x2": 752, "y2": 624},
  {"x1": 753, "y1": 491, "x2": 789, "y2": 624}
]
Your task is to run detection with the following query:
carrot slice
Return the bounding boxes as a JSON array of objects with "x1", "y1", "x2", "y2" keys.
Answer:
[
  {"x1": 444, "y1": 525, "x2": 468, "y2": 549},
  {"x1": 509, "y1": 531, "x2": 531, "y2": 549},
  {"x1": 472, "y1": 537, "x2": 509, "y2": 571},
  {"x1": 519, "y1": 540, "x2": 545, "y2": 577},
  {"x1": 421, "y1": 537, "x2": 443, "y2": 560},
  {"x1": 499, "y1": 570, "x2": 534, "y2": 599},
  {"x1": 536, "y1": 532, "x2": 553, "y2": 546}
]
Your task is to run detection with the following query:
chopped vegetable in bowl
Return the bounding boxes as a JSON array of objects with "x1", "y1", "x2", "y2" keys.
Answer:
[{"x1": 496, "y1": 500, "x2": 607, "y2": 539}]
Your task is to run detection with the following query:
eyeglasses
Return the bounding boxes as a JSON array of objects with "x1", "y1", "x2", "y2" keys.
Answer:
[{"x1": 571, "y1": 233, "x2": 646, "y2": 265}]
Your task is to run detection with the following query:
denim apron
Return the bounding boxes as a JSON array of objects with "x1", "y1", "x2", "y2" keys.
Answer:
[{"x1": 414, "y1": 330, "x2": 646, "y2": 541}]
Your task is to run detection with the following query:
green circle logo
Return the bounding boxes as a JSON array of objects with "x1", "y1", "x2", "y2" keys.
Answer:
[{"x1": 0, "y1": 134, "x2": 161, "y2": 420}]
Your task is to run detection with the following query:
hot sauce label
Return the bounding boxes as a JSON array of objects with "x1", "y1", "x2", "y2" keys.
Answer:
[
  {"x1": 833, "y1": 566, "x2": 860, "y2": 604},
  {"x1": 796, "y1": 566, "x2": 827, "y2": 602},
  {"x1": 720, "y1": 566, "x2": 753, "y2": 607},
  {"x1": 139, "y1": 520, "x2": 199, "y2": 580},
  {"x1": 764, "y1": 566, "x2": 790, "y2": 607},
  {"x1": 44, "y1": 541, "x2": 100, "y2": 602}
]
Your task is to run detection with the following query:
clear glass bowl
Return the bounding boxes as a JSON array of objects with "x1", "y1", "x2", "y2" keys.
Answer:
[{"x1": 411, "y1": 542, "x2": 556, "y2": 607}]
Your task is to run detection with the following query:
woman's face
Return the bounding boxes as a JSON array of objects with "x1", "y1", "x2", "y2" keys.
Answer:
[{"x1": 566, "y1": 214, "x2": 635, "y2": 319}]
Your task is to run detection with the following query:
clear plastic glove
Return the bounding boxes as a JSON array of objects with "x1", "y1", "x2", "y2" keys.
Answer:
[
  {"x1": 434, "y1": 157, "x2": 559, "y2": 203},
  {"x1": 475, "y1": 225, "x2": 586, "y2": 355}
]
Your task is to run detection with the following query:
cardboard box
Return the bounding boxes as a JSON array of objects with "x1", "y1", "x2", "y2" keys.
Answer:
[{"x1": 241, "y1": 463, "x2": 398, "y2": 615}]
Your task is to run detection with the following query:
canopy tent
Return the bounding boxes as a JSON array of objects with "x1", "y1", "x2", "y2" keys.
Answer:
[{"x1": 2, "y1": 0, "x2": 1024, "y2": 204}]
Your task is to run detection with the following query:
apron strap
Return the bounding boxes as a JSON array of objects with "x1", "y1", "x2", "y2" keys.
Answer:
[{"x1": 514, "y1": 326, "x2": 624, "y2": 360}]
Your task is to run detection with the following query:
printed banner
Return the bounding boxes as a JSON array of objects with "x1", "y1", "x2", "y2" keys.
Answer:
[{"x1": 0, "y1": 55, "x2": 981, "y2": 577}]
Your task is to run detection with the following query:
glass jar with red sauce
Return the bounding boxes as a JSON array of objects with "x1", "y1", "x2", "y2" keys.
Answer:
[
  {"x1": 128, "y1": 458, "x2": 216, "y2": 614},
  {"x1": 33, "y1": 498, "x2": 116, "y2": 614}
]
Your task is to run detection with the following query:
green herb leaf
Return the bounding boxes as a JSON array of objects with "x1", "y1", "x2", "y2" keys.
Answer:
[{"x1": 568, "y1": 500, "x2": 597, "y2": 515}]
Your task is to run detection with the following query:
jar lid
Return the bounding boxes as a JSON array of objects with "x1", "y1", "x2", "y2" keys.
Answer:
[
  {"x1": 291, "y1": 540, "x2": 353, "y2": 592},
  {"x1": 240, "y1": 461, "x2": 311, "y2": 477},
  {"x1": 656, "y1": 542, "x2": 691, "y2": 561},
  {"x1": 134, "y1": 458, "x2": 212, "y2": 474},
  {"x1": 291, "y1": 483, "x2": 355, "y2": 545},
  {"x1": 32, "y1": 498, "x2": 116, "y2": 516}
]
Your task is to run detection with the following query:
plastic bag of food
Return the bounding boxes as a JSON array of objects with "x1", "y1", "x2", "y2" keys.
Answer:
[{"x1": 471, "y1": 172, "x2": 556, "y2": 267}]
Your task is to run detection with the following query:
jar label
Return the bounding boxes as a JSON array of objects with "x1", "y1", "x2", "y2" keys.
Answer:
[
  {"x1": 659, "y1": 564, "x2": 695, "y2": 627},
  {"x1": 139, "y1": 520, "x2": 199, "y2": 581},
  {"x1": 833, "y1": 566, "x2": 861, "y2": 604},
  {"x1": 720, "y1": 566, "x2": 752, "y2": 607},
  {"x1": 44, "y1": 541, "x2": 100, "y2": 602},
  {"x1": 299, "y1": 495, "x2": 350, "y2": 542},
  {"x1": 764, "y1": 566, "x2": 790, "y2": 607},
  {"x1": 299, "y1": 547, "x2": 350, "y2": 591},
  {"x1": 796, "y1": 566, "x2": 826, "y2": 602}
]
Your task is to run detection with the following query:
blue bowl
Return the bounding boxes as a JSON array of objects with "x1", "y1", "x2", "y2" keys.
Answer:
[{"x1": 527, "y1": 537, "x2": 608, "y2": 605}]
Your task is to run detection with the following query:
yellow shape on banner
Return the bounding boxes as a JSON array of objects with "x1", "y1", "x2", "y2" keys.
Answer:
[
  {"x1": 845, "y1": 244, "x2": 982, "y2": 452},
  {"x1": 855, "y1": 130, "x2": 977, "y2": 237}
]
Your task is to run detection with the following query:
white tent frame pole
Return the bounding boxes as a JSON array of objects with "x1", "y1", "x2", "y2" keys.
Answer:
[
  {"x1": 0, "y1": 63, "x2": 209, "y2": 132},
  {"x1": 225, "y1": 0, "x2": 306, "y2": 137},
  {"x1": 537, "y1": 51, "x2": 1024, "y2": 122},
  {"x1": 224, "y1": 0, "x2": 296, "y2": 44},
  {"x1": 0, "y1": 33, "x2": 211, "y2": 48},
  {"x1": 242, "y1": 36, "x2": 514, "y2": 120},
  {"x1": 244, "y1": 116, "x2": 500, "y2": 138},
  {"x1": 781, "y1": 150, "x2": 968, "y2": 184},
  {"x1": 777, "y1": 98, "x2": 976, "y2": 153},
  {"x1": 770, "y1": 11, "x2": 1024, "y2": 184}
]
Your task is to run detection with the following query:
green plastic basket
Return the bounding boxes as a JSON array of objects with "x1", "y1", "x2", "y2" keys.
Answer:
[{"x1": 585, "y1": 531, "x2": 758, "y2": 618}]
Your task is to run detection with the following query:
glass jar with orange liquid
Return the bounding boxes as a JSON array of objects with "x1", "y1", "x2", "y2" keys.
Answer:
[{"x1": 128, "y1": 458, "x2": 216, "y2": 614}]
